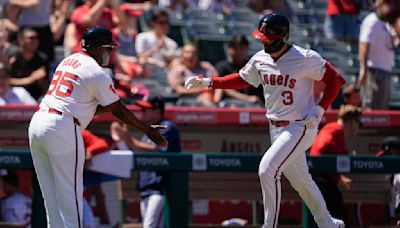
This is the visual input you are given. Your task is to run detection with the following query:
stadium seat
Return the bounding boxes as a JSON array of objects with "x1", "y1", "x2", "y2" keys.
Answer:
[
  {"x1": 390, "y1": 74, "x2": 400, "y2": 108},
  {"x1": 311, "y1": 11, "x2": 326, "y2": 25},
  {"x1": 292, "y1": 10, "x2": 315, "y2": 25},
  {"x1": 291, "y1": 37, "x2": 315, "y2": 50},
  {"x1": 246, "y1": 35, "x2": 262, "y2": 56},
  {"x1": 340, "y1": 73, "x2": 358, "y2": 85},
  {"x1": 225, "y1": 22, "x2": 257, "y2": 36},
  {"x1": 163, "y1": 8, "x2": 186, "y2": 46},
  {"x1": 223, "y1": 7, "x2": 261, "y2": 23},
  {"x1": 196, "y1": 36, "x2": 231, "y2": 65},
  {"x1": 185, "y1": 21, "x2": 227, "y2": 39},
  {"x1": 134, "y1": 78, "x2": 178, "y2": 101},
  {"x1": 176, "y1": 97, "x2": 208, "y2": 107},
  {"x1": 314, "y1": 39, "x2": 349, "y2": 54},
  {"x1": 308, "y1": 0, "x2": 327, "y2": 11},
  {"x1": 290, "y1": 25, "x2": 314, "y2": 39},
  {"x1": 184, "y1": 8, "x2": 221, "y2": 22},
  {"x1": 286, "y1": 0, "x2": 308, "y2": 12}
]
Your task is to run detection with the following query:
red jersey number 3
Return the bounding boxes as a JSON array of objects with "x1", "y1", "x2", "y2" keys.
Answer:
[{"x1": 47, "y1": 70, "x2": 78, "y2": 97}]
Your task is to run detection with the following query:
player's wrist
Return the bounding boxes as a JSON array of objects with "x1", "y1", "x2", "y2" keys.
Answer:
[
  {"x1": 208, "y1": 78, "x2": 213, "y2": 88},
  {"x1": 204, "y1": 77, "x2": 212, "y2": 87}
]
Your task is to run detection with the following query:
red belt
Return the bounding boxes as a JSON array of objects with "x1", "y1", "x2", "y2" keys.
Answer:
[
  {"x1": 269, "y1": 120, "x2": 290, "y2": 128},
  {"x1": 37, "y1": 107, "x2": 81, "y2": 126}
]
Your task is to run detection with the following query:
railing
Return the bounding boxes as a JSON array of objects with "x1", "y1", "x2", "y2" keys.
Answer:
[{"x1": 1, "y1": 151, "x2": 400, "y2": 228}]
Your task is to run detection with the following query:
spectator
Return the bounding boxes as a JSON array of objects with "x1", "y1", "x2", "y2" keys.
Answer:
[
  {"x1": 310, "y1": 105, "x2": 362, "y2": 226},
  {"x1": 0, "y1": 169, "x2": 32, "y2": 227},
  {"x1": 342, "y1": 83, "x2": 361, "y2": 107},
  {"x1": 0, "y1": 61, "x2": 37, "y2": 105},
  {"x1": 64, "y1": 22, "x2": 77, "y2": 57},
  {"x1": 50, "y1": 0, "x2": 71, "y2": 44},
  {"x1": 8, "y1": 28, "x2": 49, "y2": 101},
  {"x1": 324, "y1": 0, "x2": 360, "y2": 44},
  {"x1": 376, "y1": 136, "x2": 400, "y2": 226},
  {"x1": 1, "y1": 2, "x2": 19, "y2": 32},
  {"x1": 393, "y1": 17, "x2": 400, "y2": 38},
  {"x1": 110, "y1": 96, "x2": 181, "y2": 228},
  {"x1": 71, "y1": 0, "x2": 127, "y2": 53},
  {"x1": 168, "y1": 43, "x2": 220, "y2": 106},
  {"x1": 215, "y1": 35, "x2": 263, "y2": 105},
  {"x1": 135, "y1": 8, "x2": 178, "y2": 69},
  {"x1": 121, "y1": 0, "x2": 154, "y2": 11},
  {"x1": 358, "y1": 7, "x2": 396, "y2": 109},
  {"x1": 113, "y1": 5, "x2": 145, "y2": 80},
  {"x1": 9, "y1": 0, "x2": 56, "y2": 62},
  {"x1": 375, "y1": 0, "x2": 400, "y2": 25},
  {"x1": 0, "y1": 26, "x2": 18, "y2": 58}
]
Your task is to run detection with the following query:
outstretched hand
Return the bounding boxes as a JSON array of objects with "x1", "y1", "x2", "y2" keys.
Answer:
[
  {"x1": 146, "y1": 128, "x2": 168, "y2": 147},
  {"x1": 184, "y1": 75, "x2": 212, "y2": 89}
]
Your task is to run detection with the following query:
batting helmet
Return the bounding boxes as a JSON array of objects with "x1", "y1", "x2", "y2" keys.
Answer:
[
  {"x1": 81, "y1": 26, "x2": 118, "y2": 50},
  {"x1": 252, "y1": 13, "x2": 289, "y2": 53}
]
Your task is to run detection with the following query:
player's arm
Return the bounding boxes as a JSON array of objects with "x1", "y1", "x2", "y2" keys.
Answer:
[
  {"x1": 104, "y1": 100, "x2": 167, "y2": 147},
  {"x1": 111, "y1": 122, "x2": 157, "y2": 151},
  {"x1": 8, "y1": 0, "x2": 39, "y2": 8},
  {"x1": 9, "y1": 67, "x2": 47, "y2": 86},
  {"x1": 303, "y1": 60, "x2": 345, "y2": 128},
  {"x1": 358, "y1": 41, "x2": 369, "y2": 86},
  {"x1": 318, "y1": 61, "x2": 346, "y2": 110},
  {"x1": 75, "y1": 0, "x2": 106, "y2": 26},
  {"x1": 95, "y1": 105, "x2": 110, "y2": 115},
  {"x1": 124, "y1": 136, "x2": 157, "y2": 152},
  {"x1": 185, "y1": 73, "x2": 251, "y2": 90},
  {"x1": 108, "y1": 0, "x2": 127, "y2": 28}
]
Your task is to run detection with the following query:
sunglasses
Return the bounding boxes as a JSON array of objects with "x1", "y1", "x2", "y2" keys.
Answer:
[{"x1": 25, "y1": 36, "x2": 38, "y2": 40}]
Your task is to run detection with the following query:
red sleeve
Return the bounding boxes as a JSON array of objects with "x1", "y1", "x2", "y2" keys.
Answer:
[
  {"x1": 211, "y1": 73, "x2": 252, "y2": 89},
  {"x1": 70, "y1": 7, "x2": 84, "y2": 25},
  {"x1": 310, "y1": 124, "x2": 348, "y2": 155},
  {"x1": 81, "y1": 130, "x2": 110, "y2": 156},
  {"x1": 318, "y1": 61, "x2": 346, "y2": 110}
]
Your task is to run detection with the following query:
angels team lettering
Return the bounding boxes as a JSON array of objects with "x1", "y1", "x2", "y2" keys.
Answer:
[
  {"x1": 259, "y1": 72, "x2": 296, "y2": 105},
  {"x1": 47, "y1": 70, "x2": 78, "y2": 97},
  {"x1": 260, "y1": 73, "x2": 296, "y2": 89}
]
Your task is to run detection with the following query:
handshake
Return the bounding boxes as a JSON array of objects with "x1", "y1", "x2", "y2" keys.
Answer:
[{"x1": 184, "y1": 75, "x2": 213, "y2": 89}]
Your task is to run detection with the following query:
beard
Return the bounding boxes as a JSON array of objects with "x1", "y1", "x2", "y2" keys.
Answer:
[
  {"x1": 101, "y1": 52, "x2": 110, "y2": 67},
  {"x1": 263, "y1": 39, "x2": 286, "y2": 54}
]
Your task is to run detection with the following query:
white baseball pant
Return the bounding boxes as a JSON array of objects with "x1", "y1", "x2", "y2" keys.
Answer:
[
  {"x1": 140, "y1": 194, "x2": 164, "y2": 228},
  {"x1": 259, "y1": 122, "x2": 338, "y2": 228},
  {"x1": 28, "y1": 110, "x2": 84, "y2": 228}
]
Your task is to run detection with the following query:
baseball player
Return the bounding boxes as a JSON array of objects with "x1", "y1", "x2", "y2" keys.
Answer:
[
  {"x1": 111, "y1": 97, "x2": 181, "y2": 228},
  {"x1": 0, "y1": 169, "x2": 32, "y2": 227},
  {"x1": 185, "y1": 14, "x2": 346, "y2": 228},
  {"x1": 28, "y1": 26, "x2": 167, "y2": 228}
]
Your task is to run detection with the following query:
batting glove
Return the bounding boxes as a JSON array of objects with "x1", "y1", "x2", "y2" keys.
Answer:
[
  {"x1": 184, "y1": 75, "x2": 212, "y2": 89},
  {"x1": 304, "y1": 105, "x2": 325, "y2": 129}
]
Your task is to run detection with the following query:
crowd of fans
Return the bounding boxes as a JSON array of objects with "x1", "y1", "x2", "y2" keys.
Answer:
[
  {"x1": 0, "y1": 0, "x2": 397, "y2": 109},
  {"x1": 0, "y1": 0, "x2": 400, "y2": 226}
]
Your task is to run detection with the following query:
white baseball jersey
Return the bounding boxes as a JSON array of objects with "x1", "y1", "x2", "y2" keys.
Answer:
[
  {"x1": 40, "y1": 52, "x2": 120, "y2": 129},
  {"x1": 239, "y1": 45, "x2": 326, "y2": 121}
]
